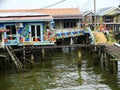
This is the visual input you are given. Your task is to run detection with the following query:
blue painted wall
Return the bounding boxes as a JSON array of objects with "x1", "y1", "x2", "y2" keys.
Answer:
[{"x1": 0, "y1": 22, "x2": 45, "y2": 45}]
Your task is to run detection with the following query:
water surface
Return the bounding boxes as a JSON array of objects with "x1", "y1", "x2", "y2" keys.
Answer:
[{"x1": 0, "y1": 48, "x2": 120, "y2": 90}]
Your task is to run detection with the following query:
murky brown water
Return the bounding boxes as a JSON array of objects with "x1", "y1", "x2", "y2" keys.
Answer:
[{"x1": 0, "y1": 48, "x2": 120, "y2": 90}]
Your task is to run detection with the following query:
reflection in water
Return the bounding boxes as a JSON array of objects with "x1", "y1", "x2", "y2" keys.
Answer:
[{"x1": 0, "y1": 48, "x2": 120, "y2": 90}]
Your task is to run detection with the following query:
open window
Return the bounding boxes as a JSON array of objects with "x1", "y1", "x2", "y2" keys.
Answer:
[
  {"x1": 31, "y1": 24, "x2": 41, "y2": 41},
  {"x1": 6, "y1": 25, "x2": 16, "y2": 40}
]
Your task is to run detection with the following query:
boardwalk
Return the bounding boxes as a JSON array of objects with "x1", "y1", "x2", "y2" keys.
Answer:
[
  {"x1": 97, "y1": 43, "x2": 120, "y2": 60},
  {"x1": 12, "y1": 44, "x2": 90, "y2": 52},
  {"x1": 104, "y1": 44, "x2": 120, "y2": 59}
]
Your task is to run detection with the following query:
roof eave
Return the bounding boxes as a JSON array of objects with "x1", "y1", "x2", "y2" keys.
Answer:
[
  {"x1": 0, "y1": 19, "x2": 53, "y2": 23},
  {"x1": 53, "y1": 14, "x2": 82, "y2": 19}
]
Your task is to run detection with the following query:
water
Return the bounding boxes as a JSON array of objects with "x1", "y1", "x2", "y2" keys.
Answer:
[{"x1": 0, "y1": 48, "x2": 120, "y2": 90}]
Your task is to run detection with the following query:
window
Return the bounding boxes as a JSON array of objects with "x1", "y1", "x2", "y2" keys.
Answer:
[
  {"x1": 6, "y1": 25, "x2": 16, "y2": 35},
  {"x1": 104, "y1": 16, "x2": 114, "y2": 22},
  {"x1": 31, "y1": 24, "x2": 41, "y2": 37},
  {"x1": 63, "y1": 20, "x2": 77, "y2": 28},
  {"x1": 31, "y1": 25, "x2": 35, "y2": 37},
  {"x1": 37, "y1": 25, "x2": 40, "y2": 36}
]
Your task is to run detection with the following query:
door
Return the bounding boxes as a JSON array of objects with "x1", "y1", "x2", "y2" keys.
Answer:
[{"x1": 31, "y1": 24, "x2": 41, "y2": 41}]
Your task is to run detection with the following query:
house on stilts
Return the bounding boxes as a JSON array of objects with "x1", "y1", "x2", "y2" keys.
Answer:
[
  {"x1": 0, "y1": 8, "x2": 93, "y2": 71},
  {"x1": 0, "y1": 11, "x2": 55, "y2": 47},
  {"x1": 0, "y1": 8, "x2": 92, "y2": 48}
]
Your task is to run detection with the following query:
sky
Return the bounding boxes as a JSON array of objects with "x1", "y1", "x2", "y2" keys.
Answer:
[{"x1": 0, "y1": 0, "x2": 120, "y2": 11}]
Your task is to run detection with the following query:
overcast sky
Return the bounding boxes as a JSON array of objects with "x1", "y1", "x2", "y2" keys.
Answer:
[{"x1": 0, "y1": 0, "x2": 120, "y2": 11}]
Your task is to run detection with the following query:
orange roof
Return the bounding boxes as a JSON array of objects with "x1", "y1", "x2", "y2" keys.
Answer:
[
  {"x1": 0, "y1": 8, "x2": 81, "y2": 16},
  {"x1": 36, "y1": 8, "x2": 81, "y2": 15}
]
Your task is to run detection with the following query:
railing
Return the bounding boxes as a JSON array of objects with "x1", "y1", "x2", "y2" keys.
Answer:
[{"x1": 55, "y1": 28, "x2": 85, "y2": 39}]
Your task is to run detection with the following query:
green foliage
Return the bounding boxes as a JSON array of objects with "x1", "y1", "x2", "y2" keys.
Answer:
[{"x1": 106, "y1": 34, "x2": 116, "y2": 43}]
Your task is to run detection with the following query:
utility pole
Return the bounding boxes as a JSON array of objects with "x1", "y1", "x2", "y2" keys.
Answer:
[{"x1": 94, "y1": 0, "x2": 96, "y2": 31}]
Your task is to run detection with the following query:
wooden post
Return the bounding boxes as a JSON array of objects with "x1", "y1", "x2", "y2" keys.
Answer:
[
  {"x1": 113, "y1": 60, "x2": 118, "y2": 72},
  {"x1": 78, "y1": 48, "x2": 81, "y2": 58},
  {"x1": 70, "y1": 37, "x2": 74, "y2": 45},
  {"x1": 92, "y1": 46, "x2": 99, "y2": 66},
  {"x1": 78, "y1": 47, "x2": 82, "y2": 67},
  {"x1": 31, "y1": 52, "x2": 34, "y2": 60},
  {"x1": 98, "y1": 50, "x2": 101, "y2": 59},
  {"x1": 103, "y1": 52, "x2": 106, "y2": 67},
  {"x1": 30, "y1": 50, "x2": 35, "y2": 66},
  {"x1": 105, "y1": 54, "x2": 110, "y2": 68},
  {"x1": 110, "y1": 59, "x2": 114, "y2": 73},
  {"x1": 110, "y1": 58, "x2": 118, "y2": 73},
  {"x1": 23, "y1": 46, "x2": 25, "y2": 61},
  {"x1": 100, "y1": 52, "x2": 105, "y2": 68},
  {"x1": 100, "y1": 52, "x2": 103, "y2": 62},
  {"x1": 42, "y1": 48, "x2": 45, "y2": 59},
  {"x1": 108, "y1": 55, "x2": 111, "y2": 68},
  {"x1": 69, "y1": 47, "x2": 71, "y2": 52}
]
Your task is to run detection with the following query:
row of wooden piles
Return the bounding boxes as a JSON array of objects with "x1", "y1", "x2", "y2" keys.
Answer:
[{"x1": 92, "y1": 45, "x2": 118, "y2": 73}]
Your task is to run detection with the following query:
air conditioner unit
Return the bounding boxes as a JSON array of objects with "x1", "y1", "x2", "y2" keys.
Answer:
[{"x1": 15, "y1": 23, "x2": 23, "y2": 28}]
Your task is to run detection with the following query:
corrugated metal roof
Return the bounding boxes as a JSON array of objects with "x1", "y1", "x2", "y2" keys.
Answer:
[
  {"x1": 82, "y1": 10, "x2": 94, "y2": 16},
  {"x1": 0, "y1": 8, "x2": 82, "y2": 21},
  {"x1": 0, "y1": 8, "x2": 81, "y2": 16},
  {"x1": 36, "y1": 8, "x2": 81, "y2": 15},
  {"x1": 0, "y1": 12, "x2": 48, "y2": 17},
  {"x1": 53, "y1": 14, "x2": 82, "y2": 19},
  {"x1": 0, "y1": 16, "x2": 53, "y2": 22},
  {"x1": 96, "y1": 7, "x2": 117, "y2": 16}
]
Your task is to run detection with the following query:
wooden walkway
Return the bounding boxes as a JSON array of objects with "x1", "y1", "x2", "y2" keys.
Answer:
[
  {"x1": 12, "y1": 44, "x2": 90, "y2": 52},
  {"x1": 104, "y1": 44, "x2": 120, "y2": 59},
  {"x1": 97, "y1": 43, "x2": 120, "y2": 60}
]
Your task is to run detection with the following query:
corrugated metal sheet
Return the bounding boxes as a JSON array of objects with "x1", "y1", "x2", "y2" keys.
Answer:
[
  {"x1": 53, "y1": 14, "x2": 82, "y2": 19},
  {"x1": 96, "y1": 7, "x2": 117, "y2": 16},
  {"x1": 0, "y1": 8, "x2": 81, "y2": 16},
  {"x1": 0, "y1": 12, "x2": 48, "y2": 17},
  {"x1": 0, "y1": 16, "x2": 53, "y2": 22}
]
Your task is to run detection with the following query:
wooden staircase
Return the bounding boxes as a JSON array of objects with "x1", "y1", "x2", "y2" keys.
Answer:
[{"x1": 5, "y1": 46, "x2": 24, "y2": 72}]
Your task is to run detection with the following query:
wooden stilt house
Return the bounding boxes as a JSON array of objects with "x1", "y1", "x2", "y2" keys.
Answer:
[{"x1": 0, "y1": 12, "x2": 54, "y2": 47}]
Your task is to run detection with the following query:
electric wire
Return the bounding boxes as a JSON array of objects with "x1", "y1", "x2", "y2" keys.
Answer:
[
  {"x1": 1, "y1": 0, "x2": 67, "y2": 17},
  {"x1": 80, "y1": 0, "x2": 92, "y2": 11},
  {"x1": 0, "y1": 0, "x2": 67, "y2": 21}
]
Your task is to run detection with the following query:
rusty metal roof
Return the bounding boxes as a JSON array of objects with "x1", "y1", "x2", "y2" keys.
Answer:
[
  {"x1": 0, "y1": 8, "x2": 81, "y2": 16},
  {"x1": 0, "y1": 8, "x2": 81, "y2": 22}
]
